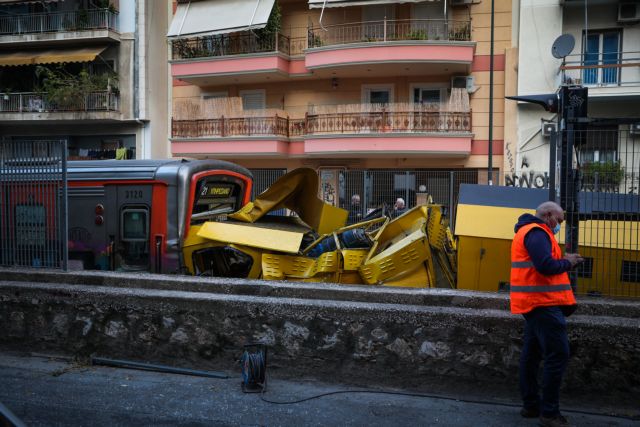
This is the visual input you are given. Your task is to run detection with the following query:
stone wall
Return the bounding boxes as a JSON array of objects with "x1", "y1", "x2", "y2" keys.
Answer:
[{"x1": 0, "y1": 269, "x2": 638, "y2": 405}]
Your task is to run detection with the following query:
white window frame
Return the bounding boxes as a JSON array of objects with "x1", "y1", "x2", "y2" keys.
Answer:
[
  {"x1": 361, "y1": 84, "x2": 394, "y2": 105},
  {"x1": 409, "y1": 83, "x2": 447, "y2": 107},
  {"x1": 239, "y1": 89, "x2": 266, "y2": 110}
]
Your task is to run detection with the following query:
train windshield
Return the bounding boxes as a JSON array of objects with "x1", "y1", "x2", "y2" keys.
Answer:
[{"x1": 191, "y1": 175, "x2": 246, "y2": 224}]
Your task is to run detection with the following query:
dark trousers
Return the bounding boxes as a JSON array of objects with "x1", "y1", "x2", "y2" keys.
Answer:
[{"x1": 519, "y1": 306, "x2": 569, "y2": 417}]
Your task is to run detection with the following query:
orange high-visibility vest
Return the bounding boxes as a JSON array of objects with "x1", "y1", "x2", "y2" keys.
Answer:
[{"x1": 510, "y1": 222, "x2": 576, "y2": 314}]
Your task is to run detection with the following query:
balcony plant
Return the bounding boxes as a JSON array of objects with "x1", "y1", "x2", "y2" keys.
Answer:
[
  {"x1": 406, "y1": 29, "x2": 428, "y2": 40},
  {"x1": 36, "y1": 65, "x2": 118, "y2": 111},
  {"x1": 581, "y1": 160, "x2": 625, "y2": 189}
]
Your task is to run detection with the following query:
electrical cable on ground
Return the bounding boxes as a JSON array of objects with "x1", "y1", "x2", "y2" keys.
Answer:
[{"x1": 257, "y1": 375, "x2": 639, "y2": 421}]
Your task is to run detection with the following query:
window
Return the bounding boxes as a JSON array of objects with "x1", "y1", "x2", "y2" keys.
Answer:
[
  {"x1": 411, "y1": 84, "x2": 447, "y2": 109},
  {"x1": 239, "y1": 89, "x2": 266, "y2": 110},
  {"x1": 362, "y1": 4, "x2": 394, "y2": 40},
  {"x1": 412, "y1": 2, "x2": 445, "y2": 39},
  {"x1": 582, "y1": 30, "x2": 621, "y2": 86},
  {"x1": 202, "y1": 91, "x2": 228, "y2": 100},
  {"x1": 362, "y1": 84, "x2": 394, "y2": 105},
  {"x1": 575, "y1": 257, "x2": 593, "y2": 279},
  {"x1": 119, "y1": 206, "x2": 149, "y2": 269},
  {"x1": 579, "y1": 126, "x2": 618, "y2": 164},
  {"x1": 121, "y1": 209, "x2": 148, "y2": 241},
  {"x1": 621, "y1": 261, "x2": 640, "y2": 283}
]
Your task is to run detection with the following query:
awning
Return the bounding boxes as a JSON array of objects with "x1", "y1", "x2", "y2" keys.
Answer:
[
  {"x1": 309, "y1": 0, "x2": 433, "y2": 8},
  {"x1": 0, "y1": 46, "x2": 107, "y2": 67},
  {"x1": 168, "y1": 0, "x2": 277, "y2": 39}
]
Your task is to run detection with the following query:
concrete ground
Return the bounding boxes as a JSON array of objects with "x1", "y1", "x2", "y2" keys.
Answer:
[{"x1": 0, "y1": 352, "x2": 637, "y2": 427}]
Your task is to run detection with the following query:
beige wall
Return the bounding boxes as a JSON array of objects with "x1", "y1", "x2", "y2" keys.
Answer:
[{"x1": 171, "y1": 0, "x2": 514, "y2": 172}]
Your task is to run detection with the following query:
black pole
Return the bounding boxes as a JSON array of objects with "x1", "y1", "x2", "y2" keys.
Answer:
[{"x1": 488, "y1": 0, "x2": 495, "y2": 185}]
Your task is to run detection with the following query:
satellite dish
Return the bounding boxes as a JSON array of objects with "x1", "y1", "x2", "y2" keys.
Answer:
[{"x1": 552, "y1": 34, "x2": 575, "y2": 59}]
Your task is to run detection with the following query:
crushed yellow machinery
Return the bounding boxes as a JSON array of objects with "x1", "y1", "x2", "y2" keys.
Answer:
[{"x1": 182, "y1": 168, "x2": 456, "y2": 288}]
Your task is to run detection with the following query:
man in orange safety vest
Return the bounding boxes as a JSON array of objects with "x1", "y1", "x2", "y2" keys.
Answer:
[{"x1": 510, "y1": 201, "x2": 583, "y2": 427}]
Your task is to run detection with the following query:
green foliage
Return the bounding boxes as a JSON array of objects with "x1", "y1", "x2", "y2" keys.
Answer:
[
  {"x1": 35, "y1": 65, "x2": 118, "y2": 108},
  {"x1": 581, "y1": 161, "x2": 625, "y2": 186},
  {"x1": 406, "y1": 29, "x2": 428, "y2": 40},
  {"x1": 448, "y1": 23, "x2": 471, "y2": 41}
]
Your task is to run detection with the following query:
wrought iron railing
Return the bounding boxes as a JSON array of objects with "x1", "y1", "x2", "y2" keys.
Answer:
[
  {"x1": 172, "y1": 111, "x2": 471, "y2": 138},
  {"x1": 171, "y1": 116, "x2": 290, "y2": 138},
  {"x1": 308, "y1": 19, "x2": 471, "y2": 48},
  {"x1": 561, "y1": 51, "x2": 640, "y2": 87},
  {"x1": 0, "y1": 91, "x2": 119, "y2": 112},
  {"x1": 0, "y1": 9, "x2": 118, "y2": 35},
  {"x1": 172, "y1": 32, "x2": 291, "y2": 59}
]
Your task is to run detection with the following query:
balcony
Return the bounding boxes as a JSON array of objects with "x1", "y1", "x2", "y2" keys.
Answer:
[
  {"x1": 0, "y1": 91, "x2": 120, "y2": 122},
  {"x1": 170, "y1": 19, "x2": 474, "y2": 85},
  {"x1": 561, "y1": 51, "x2": 640, "y2": 98},
  {"x1": 171, "y1": 109, "x2": 472, "y2": 158},
  {"x1": 305, "y1": 19, "x2": 474, "y2": 78},
  {"x1": 0, "y1": 9, "x2": 119, "y2": 46}
]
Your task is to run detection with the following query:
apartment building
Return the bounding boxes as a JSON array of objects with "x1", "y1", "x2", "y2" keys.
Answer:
[
  {"x1": 169, "y1": 0, "x2": 515, "y2": 217},
  {"x1": 0, "y1": 0, "x2": 169, "y2": 159},
  {"x1": 512, "y1": 0, "x2": 640, "y2": 194}
]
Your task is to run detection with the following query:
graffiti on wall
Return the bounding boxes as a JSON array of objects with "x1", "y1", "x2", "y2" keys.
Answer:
[
  {"x1": 319, "y1": 169, "x2": 339, "y2": 206},
  {"x1": 505, "y1": 171, "x2": 550, "y2": 188}
]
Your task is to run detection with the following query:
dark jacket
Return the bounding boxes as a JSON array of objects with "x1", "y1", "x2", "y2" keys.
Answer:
[{"x1": 514, "y1": 213, "x2": 571, "y2": 275}]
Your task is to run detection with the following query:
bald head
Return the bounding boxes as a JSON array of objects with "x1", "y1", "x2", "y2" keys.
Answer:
[
  {"x1": 535, "y1": 201, "x2": 562, "y2": 219},
  {"x1": 535, "y1": 201, "x2": 564, "y2": 230}
]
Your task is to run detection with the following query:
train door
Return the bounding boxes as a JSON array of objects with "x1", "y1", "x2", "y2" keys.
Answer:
[{"x1": 106, "y1": 184, "x2": 153, "y2": 271}]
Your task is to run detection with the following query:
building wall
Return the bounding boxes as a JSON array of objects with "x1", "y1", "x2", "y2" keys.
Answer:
[{"x1": 170, "y1": 0, "x2": 513, "y2": 175}]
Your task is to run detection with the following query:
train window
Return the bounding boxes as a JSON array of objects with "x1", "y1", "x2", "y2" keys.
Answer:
[
  {"x1": 119, "y1": 206, "x2": 149, "y2": 270},
  {"x1": 121, "y1": 209, "x2": 148, "y2": 241},
  {"x1": 192, "y1": 176, "x2": 244, "y2": 224}
]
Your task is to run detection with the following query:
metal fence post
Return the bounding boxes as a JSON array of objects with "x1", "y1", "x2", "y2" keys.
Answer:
[{"x1": 61, "y1": 139, "x2": 68, "y2": 271}]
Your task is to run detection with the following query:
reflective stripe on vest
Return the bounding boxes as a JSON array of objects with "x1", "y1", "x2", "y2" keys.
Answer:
[
  {"x1": 510, "y1": 222, "x2": 576, "y2": 314},
  {"x1": 510, "y1": 284, "x2": 572, "y2": 293}
]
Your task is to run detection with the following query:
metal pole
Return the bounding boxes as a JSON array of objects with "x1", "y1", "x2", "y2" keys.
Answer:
[
  {"x1": 61, "y1": 139, "x2": 68, "y2": 271},
  {"x1": 487, "y1": 0, "x2": 495, "y2": 185},
  {"x1": 549, "y1": 130, "x2": 557, "y2": 202}
]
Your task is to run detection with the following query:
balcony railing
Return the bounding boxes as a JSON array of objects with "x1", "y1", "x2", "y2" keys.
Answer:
[
  {"x1": 0, "y1": 91, "x2": 119, "y2": 113},
  {"x1": 0, "y1": 9, "x2": 118, "y2": 35},
  {"x1": 172, "y1": 111, "x2": 471, "y2": 138},
  {"x1": 172, "y1": 32, "x2": 293, "y2": 60},
  {"x1": 561, "y1": 51, "x2": 640, "y2": 87},
  {"x1": 308, "y1": 19, "x2": 471, "y2": 48},
  {"x1": 170, "y1": 19, "x2": 470, "y2": 60}
]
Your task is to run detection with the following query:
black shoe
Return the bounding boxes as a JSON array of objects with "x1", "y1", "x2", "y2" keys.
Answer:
[
  {"x1": 520, "y1": 407, "x2": 540, "y2": 418},
  {"x1": 539, "y1": 414, "x2": 573, "y2": 427}
]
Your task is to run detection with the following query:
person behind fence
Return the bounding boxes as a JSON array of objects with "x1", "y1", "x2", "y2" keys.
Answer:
[
  {"x1": 348, "y1": 193, "x2": 362, "y2": 224},
  {"x1": 393, "y1": 197, "x2": 407, "y2": 217},
  {"x1": 510, "y1": 201, "x2": 584, "y2": 427}
]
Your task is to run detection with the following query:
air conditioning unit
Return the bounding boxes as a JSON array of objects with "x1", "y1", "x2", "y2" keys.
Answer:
[
  {"x1": 630, "y1": 123, "x2": 640, "y2": 135},
  {"x1": 618, "y1": 2, "x2": 640, "y2": 22},
  {"x1": 542, "y1": 122, "x2": 557, "y2": 137},
  {"x1": 451, "y1": 76, "x2": 477, "y2": 93}
]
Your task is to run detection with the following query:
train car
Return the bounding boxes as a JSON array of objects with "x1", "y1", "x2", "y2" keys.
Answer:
[{"x1": 64, "y1": 159, "x2": 252, "y2": 273}]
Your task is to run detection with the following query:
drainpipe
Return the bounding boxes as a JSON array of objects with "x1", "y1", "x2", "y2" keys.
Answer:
[{"x1": 134, "y1": 0, "x2": 149, "y2": 158}]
